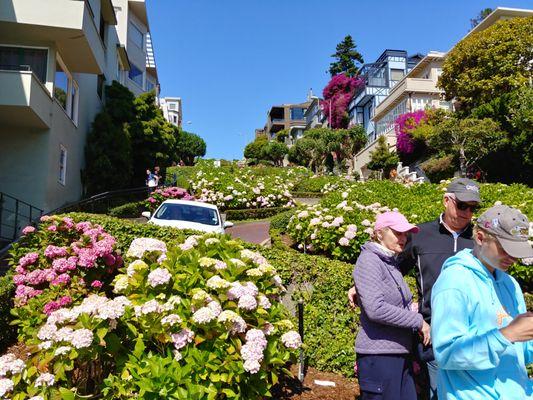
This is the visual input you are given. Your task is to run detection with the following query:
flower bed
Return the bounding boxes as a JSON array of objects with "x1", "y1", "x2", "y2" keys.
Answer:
[
  {"x1": 1, "y1": 218, "x2": 301, "y2": 398},
  {"x1": 168, "y1": 162, "x2": 311, "y2": 211},
  {"x1": 145, "y1": 186, "x2": 195, "y2": 213},
  {"x1": 285, "y1": 180, "x2": 533, "y2": 287}
]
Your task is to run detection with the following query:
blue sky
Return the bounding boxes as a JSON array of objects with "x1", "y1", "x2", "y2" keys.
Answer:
[{"x1": 148, "y1": 0, "x2": 532, "y2": 160}]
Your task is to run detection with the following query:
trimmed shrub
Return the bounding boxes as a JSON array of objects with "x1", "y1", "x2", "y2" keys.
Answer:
[
  {"x1": 269, "y1": 210, "x2": 297, "y2": 233},
  {"x1": 225, "y1": 207, "x2": 286, "y2": 221},
  {"x1": 420, "y1": 155, "x2": 456, "y2": 183},
  {"x1": 108, "y1": 201, "x2": 145, "y2": 218}
]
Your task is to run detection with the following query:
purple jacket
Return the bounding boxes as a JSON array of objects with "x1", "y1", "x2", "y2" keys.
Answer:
[{"x1": 353, "y1": 242, "x2": 423, "y2": 355}]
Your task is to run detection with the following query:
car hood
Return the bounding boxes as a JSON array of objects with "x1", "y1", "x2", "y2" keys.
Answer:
[{"x1": 149, "y1": 218, "x2": 223, "y2": 233}]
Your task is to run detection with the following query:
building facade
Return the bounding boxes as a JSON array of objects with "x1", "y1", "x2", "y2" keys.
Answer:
[
  {"x1": 160, "y1": 97, "x2": 182, "y2": 127},
  {"x1": 353, "y1": 51, "x2": 449, "y2": 179},
  {"x1": 303, "y1": 96, "x2": 324, "y2": 130},
  {"x1": 347, "y1": 50, "x2": 423, "y2": 142},
  {"x1": 0, "y1": 0, "x2": 158, "y2": 222},
  {"x1": 260, "y1": 101, "x2": 310, "y2": 147}
]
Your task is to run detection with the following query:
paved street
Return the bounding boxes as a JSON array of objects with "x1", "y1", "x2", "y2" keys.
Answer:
[{"x1": 225, "y1": 220, "x2": 270, "y2": 245}]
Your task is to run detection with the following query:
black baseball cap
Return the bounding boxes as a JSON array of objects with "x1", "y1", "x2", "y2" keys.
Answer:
[{"x1": 447, "y1": 178, "x2": 481, "y2": 203}]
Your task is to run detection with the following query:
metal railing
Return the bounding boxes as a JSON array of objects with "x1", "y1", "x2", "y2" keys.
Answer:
[{"x1": 0, "y1": 192, "x2": 43, "y2": 244}]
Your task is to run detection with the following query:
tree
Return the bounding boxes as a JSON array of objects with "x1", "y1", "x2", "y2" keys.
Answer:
[
  {"x1": 288, "y1": 137, "x2": 323, "y2": 172},
  {"x1": 470, "y1": 8, "x2": 493, "y2": 29},
  {"x1": 129, "y1": 91, "x2": 179, "y2": 184},
  {"x1": 439, "y1": 16, "x2": 533, "y2": 113},
  {"x1": 177, "y1": 130, "x2": 206, "y2": 166},
  {"x1": 329, "y1": 35, "x2": 365, "y2": 77},
  {"x1": 263, "y1": 141, "x2": 288, "y2": 166},
  {"x1": 83, "y1": 82, "x2": 136, "y2": 195},
  {"x1": 411, "y1": 115, "x2": 507, "y2": 177},
  {"x1": 322, "y1": 74, "x2": 364, "y2": 129},
  {"x1": 367, "y1": 136, "x2": 399, "y2": 178},
  {"x1": 244, "y1": 136, "x2": 268, "y2": 164}
]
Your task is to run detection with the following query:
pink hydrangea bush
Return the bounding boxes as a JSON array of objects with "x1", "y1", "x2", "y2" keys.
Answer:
[
  {"x1": 3, "y1": 233, "x2": 301, "y2": 398},
  {"x1": 145, "y1": 186, "x2": 195, "y2": 212},
  {"x1": 10, "y1": 215, "x2": 123, "y2": 339}
]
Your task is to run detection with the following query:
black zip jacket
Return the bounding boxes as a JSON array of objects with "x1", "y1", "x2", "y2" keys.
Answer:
[{"x1": 399, "y1": 216, "x2": 474, "y2": 323}]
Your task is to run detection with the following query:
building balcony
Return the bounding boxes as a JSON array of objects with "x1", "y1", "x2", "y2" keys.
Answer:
[
  {"x1": 0, "y1": 69, "x2": 52, "y2": 129},
  {"x1": 374, "y1": 77, "x2": 442, "y2": 120},
  {"x1": 0, "y1": 0, "x2": 105, "y2": 74}
]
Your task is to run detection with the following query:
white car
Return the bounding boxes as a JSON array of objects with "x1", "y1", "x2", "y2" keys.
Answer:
[{"x1": 142, "y1": 199, "x2": 233, "y2": 234}]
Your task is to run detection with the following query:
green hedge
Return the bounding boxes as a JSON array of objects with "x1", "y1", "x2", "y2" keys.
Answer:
[
  {"x1": 269, "y1": 209, "x2": 296, "y2": 233},
  {"x1": 292, "y1": 175, "x2": 342, "y2": 193},
  {"x1": 0, "y1": 273, "x2": 15, "y2": 353},
  {"x1": 224, "y1": 207, "x2": 287, "y2": 221},
  {"x1": 108, "y1": 201, "x2": 145, "y2": 218},
  {"x1": 290, "y1": 191, "x2": 325, "y2": 198}
]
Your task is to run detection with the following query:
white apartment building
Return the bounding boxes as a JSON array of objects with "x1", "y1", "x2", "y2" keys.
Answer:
[
  {"x1": 353, "y1": 51, "x2": 449, "y2": 179},
  {"x1": 112, "y1": 0, "x2": 158, "y2": 96},
  {"x1": 160, "y1": 97, "x2": 182, "y2": 127},
  {"x1": 353, "y1": 7, "x2": 533, "y2": 180},
  {"x1": 0, "y1": 0, "x2": 158, "y2": 223}
]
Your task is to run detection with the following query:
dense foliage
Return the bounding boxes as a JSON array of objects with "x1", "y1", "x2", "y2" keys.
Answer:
[
  {"x1": 367, "y1": 136, "x2": 399, "y2": 178},
  {"x1": 1, "y1": 220, "x2": 301, "y2": 399},
  {"x1": 328, "y1": 35, "x2": 365, "y2": 77},
  {"x1": 167, "y1": 162, "x2": 310, "y2": 210},
  {"x1": 284, "y1": 180, "x2": 533, "y2": 289},
  {"x1": 322, "y1": 75, "x2": 363, "y2": 129}
]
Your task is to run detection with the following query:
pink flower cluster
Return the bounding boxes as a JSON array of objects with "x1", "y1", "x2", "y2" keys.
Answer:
[
  {"x1": 43, "y1": 296, "x2": 72, "y2": 315},
  {"x1": 395, "y1": 110, "x2": 427, "y2": 155},
  {"x1": 146, "y1": 187, "x2": 195, "y2": 210},
  {"x1": 241, "y1": 329, "x2": 268, "y2": 374},
  {"x1": 13, "y1": 217, "x2": 121, "y2": 309},
  {"x1": 171, "y1": 328, "x2": 194, "y2": 350}
]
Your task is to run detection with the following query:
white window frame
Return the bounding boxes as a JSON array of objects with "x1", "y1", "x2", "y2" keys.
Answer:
[
  {"x1": 54, "y1": 54, "x2": 79, "y2": 126},
  {"x1": 59, "y1": 144, "x2": 67, "y2": 186}
]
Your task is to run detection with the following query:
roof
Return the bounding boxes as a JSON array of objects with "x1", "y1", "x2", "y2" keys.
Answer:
[
  {"x1": 405, "y1": 51, "x2": 446, "y2": 79},
  {"x1": 459, "y1": 7, "x2": 533, "y2": 44}
]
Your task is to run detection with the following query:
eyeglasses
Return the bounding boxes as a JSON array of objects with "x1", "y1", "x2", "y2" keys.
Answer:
[{"x1": 451, "y1": 197, "x2": 480, "y2": 212}]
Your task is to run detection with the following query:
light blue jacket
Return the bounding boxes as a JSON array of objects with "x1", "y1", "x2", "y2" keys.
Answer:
[{"x1": 431, "y1": 249, "x2": 533, "y2": 400}]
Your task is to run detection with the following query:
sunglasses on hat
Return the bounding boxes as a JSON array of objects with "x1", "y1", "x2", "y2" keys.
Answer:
[{"x1": 451, "y1": 197, "x2": 480, "y2": 212}]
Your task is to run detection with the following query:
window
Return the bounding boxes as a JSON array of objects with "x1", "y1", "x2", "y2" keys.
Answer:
[
  {"x1": 290, "y1": 107, "x2": 304, "y2": 120},
  {"x1": 54, "y1": 60, "x2": 68, "y2": 110},
  {"x1": 168, "y1": 103, "x2": 176, "y2": 110},
  {"x1": 390, "y1": 69, "x2": 405, "y2": 81},
  {"x1": 145, "y1": 79, "x2": 155, "y2": 91},
  {"x1": 0, "y1": 46, "x2": 48, "y2": 83},
  {"x1": 54, "y1": 55, "x2": 79, "y2": 124},
  {"x1": 173, "y1": 115, "x2": 177, "y2": 123},
  {"x1": 128, "y1": 63, "x2": 143, "y2": 87},
  {"x1": 99, "y1": 13, "x2": 106, "y2": 45},
  {"x1": 97, "y1": 74, "x2": 105, "y2": 99},
  {"x1": 129, "y1": 22, "x2": 144, "y2": 49},
  {"x1": 59, "y1": 145, "x2": 67, "y2": 185}
]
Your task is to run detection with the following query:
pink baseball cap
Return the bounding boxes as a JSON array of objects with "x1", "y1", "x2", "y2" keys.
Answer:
[{"x1": 374, "y1": 211, "x2": 420, "y2": 233}]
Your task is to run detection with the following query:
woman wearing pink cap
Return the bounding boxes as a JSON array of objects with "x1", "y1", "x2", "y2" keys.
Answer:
[{"x1": 353, "y1": 211, "x2": 430, "y2": 399}]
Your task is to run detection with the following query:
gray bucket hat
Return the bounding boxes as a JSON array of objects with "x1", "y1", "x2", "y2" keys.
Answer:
[
  {"x1": 476, "y1": 205, "x2": 533, "y2": 259},
  {"x1": 447, "y1": 178, "x2": 481, "y2": 203}
]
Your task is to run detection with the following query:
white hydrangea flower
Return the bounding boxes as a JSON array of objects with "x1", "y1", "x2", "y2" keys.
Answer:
[
  {"x1": 192, "y1": 307, "x2": 218, "y2": 324},
  {"x1": 35, "y1": 372, "x2": 55, "y2": 387},
  {"x1": 281, "y1": 331, "x2": 302, "y2": 349},
  {"x1": 205, "y1": 238, "x2": 220, "y2": 246},
  {"x1": 127, "y1": 260, "x2": 149, "y2": 277},
  {"x1": 38, "y1": 323, "x2": 58, "y2": 341},
  {"x1": 238, "y1": 295, "x2": 257, "y2": 311},
  {"x1": 161, "y1": 314, "x2": 182, "y2": 326},
  {"x1": 113, "y1": 275, "x2": 129, "y2": 293},
  {"x1": 147, "y1": 267, "x2": 172, "y2": 287},
  {"x1": 206, "y1": 275, "x2": 231, "y2": 290},
  {"x1": 54, "y1": 346, "x2": 72, "y2": 356},
  {"x1": 0, "y1": 378, "x2": 14, "y2": 396},
  {"x1": 127, "y1": 238, "x2": 167, "y2": 259},
  {"x1": 70, "y1": 329, "x2": 93, "y2": 349},
  {"x1": 230, "y1": 258, "x2": 246, "y2": 267}
]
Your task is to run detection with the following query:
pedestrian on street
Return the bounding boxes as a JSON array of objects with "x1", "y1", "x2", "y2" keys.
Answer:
[
  {"x1": 353, "y1": 211, "x2": 430, "y2": 400},
  {"x1": 154, "y1": 166, "x2": 162, "y2": 187},
  {"x1": 349, "y1": 178, "x2": 482, "y2": 399},
  {"x1": 431, "y1": 205, "x2": 533, "y2": 399},
  {"x1": 146, "y1": 169, "x2": 157, "y2": 192}
]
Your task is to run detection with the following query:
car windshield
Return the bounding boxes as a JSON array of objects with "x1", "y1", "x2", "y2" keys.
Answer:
[{"x1": 154, "y1": 203, "x2": 219, "y2": 226}]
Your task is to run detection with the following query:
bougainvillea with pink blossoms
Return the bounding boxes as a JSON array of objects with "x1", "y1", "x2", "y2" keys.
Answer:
[
  {"x1": 145, "y1": 186, "x2": 195, "y2": 212},
  {"x1": 322, "y1": 74, "x2": 364, "y2": 129},
  {"x1": 394, "y1": 110, "x2": 427, "y2": 154}
]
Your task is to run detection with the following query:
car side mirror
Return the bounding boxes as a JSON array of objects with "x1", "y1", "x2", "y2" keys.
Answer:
[
  {"x1": 223, "y1": 221, "x2": 234, "y2": 228},
  {"x1": 141, "y1": 211, "x2": 151, "y2": 219}
]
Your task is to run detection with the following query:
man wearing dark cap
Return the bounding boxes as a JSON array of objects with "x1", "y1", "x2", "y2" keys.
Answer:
[
  {"x1": 431, "y1": 205, "x2": 533, "y2": 399},
  {"x1": 349, "y1": 178, "x2": 482, "y2": 399}
]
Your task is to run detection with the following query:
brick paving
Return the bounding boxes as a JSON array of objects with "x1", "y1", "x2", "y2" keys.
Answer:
[{"x1": 225, "y1": 220, "x2": 270, "y2": 245}]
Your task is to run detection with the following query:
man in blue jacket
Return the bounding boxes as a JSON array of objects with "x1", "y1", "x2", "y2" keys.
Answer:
[{"x1": 431, "y1": 205, "x2": 533, "y2": 399}]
